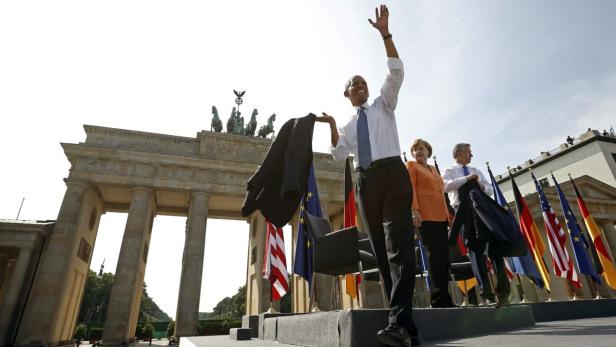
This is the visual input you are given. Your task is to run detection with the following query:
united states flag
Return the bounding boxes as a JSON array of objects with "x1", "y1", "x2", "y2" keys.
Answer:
[
  {"x1": 263, "y1": 221, "x2": 289, "y2": 300},
  {"x1": 531, "y1": 173, "x2": 580, "y2": 287}
]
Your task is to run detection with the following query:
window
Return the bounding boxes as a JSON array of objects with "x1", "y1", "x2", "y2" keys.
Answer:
[{"x1": 77, "y1": 238, "x2": 92, "y2": 263}]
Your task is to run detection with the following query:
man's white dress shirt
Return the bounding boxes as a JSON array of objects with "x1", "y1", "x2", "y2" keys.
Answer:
[
  {"x1": 442, "y1": 163, "x2": 493, "y2": 208},
  {"x1": 330, "y1": 58, "x2": 404, "y2": 167}
]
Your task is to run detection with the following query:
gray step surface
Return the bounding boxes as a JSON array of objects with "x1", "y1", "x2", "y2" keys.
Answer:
[
  {"x1": 264, "y1": 305, "x2": 535, "y2": 347},
  {"x1": 229, "y1": 328, "x2": 252, "y2": 341},
  {"x1": 521, "y1": 298, "x2": 616, "y2": 322}
]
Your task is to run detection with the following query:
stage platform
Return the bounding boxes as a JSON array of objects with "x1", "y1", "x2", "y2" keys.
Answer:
[
  {"x1": 260, "y1": 305, "x2": 534, "y2": 346},
  {"x1": 180, "y1": 299, "x2": 616, "y2": 347}
]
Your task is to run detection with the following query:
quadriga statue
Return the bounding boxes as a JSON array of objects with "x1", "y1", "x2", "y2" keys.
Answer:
[
  {"x1": 211, "y1": 106, "x2": 223, "y2": 132},
  {"x1": 245, "y1": 109, "x2": 258, "y2": 137},
  {"x1": 257, "y1": 113, "x2": 276, "y2": 138},
  {"x1": 226, "y1": 107, "x2": 238, "y2": 134}
]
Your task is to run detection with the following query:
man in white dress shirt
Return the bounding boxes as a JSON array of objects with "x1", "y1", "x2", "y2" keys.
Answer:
[
  {"x1": 316, "y1": 5, "x2": 418, "y2": 346},
  {"x1": 442, "y1": 143, "x2": 511, "y2": 305}
]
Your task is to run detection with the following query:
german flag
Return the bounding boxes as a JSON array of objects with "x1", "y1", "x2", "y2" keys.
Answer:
[
  {"x1": 344, "y1": 157, "x2": 360, "y2": 298},
  {"x1": 511, "y1": 174, "x2": 551, "y2": 291},
  {"x1": 344, "y1": 157, "x2": 357, "y2": 228},
  {"x1": 571, "y1": 176, "x2": 616, "y2": 289}
]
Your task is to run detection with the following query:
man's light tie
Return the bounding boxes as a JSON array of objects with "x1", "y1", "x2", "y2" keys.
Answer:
[{"x1": 357, "y1": 107, "x2": 372, "y2": 169}]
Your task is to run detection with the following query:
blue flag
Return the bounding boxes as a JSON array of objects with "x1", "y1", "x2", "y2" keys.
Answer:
[
  {"x1": 293, "y1": 165, "x2": 322, "y2": 291},
  {"x1": 487, "y1": 165, "x2": 545, "y2": 289},
  {"x1": 551, "y1": 174, "x2": 602, "y2": 285}
]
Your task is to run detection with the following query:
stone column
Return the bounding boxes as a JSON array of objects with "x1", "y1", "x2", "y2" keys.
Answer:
[
  {"x1": 103, "y1": 187, "x2": 155, "y2": 345},
  {"x1": 16, "y1": 180, "x2": 89, "y2": 347},
  {"x1": 245, "y1": 212, "x2": 270, "y2": 315},
  {"x1": 0, "y1": 248, "x2": 33, "y2": 345},
  {"x1": 0, "y1": 255, "x2": 9, "y2": 296},
  {"x1": 175, "y1": 191, "x2": 209, "y2": 337}
]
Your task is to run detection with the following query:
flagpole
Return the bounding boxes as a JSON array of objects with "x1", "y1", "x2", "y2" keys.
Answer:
[
  {"x1": 310, "y1": 272, "x2": 321, "y2": 312},
  {"x1": 587, "y1": 275, "x2": 600, "y2": 299},
  {"x1": 509, "y1": 166, "x2": 552, "y2": 301},
  {"x1": 532, "y1": 167, "x2": 572, "y2": 301},
  {"x1": 16, "y1": 197, "x2": 25, "y2": 220},
  {"x1": 564, "y1": 279, "x2": 576, "y2": 300},
  {"x1": 515, "y1": 274, "x2": 526, "y2": 303},
  {"x1": 267, "y1": 279, "x2": 276, "y2": 313}
]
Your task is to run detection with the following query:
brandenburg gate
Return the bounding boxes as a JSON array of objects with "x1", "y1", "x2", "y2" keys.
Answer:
[{"x1": 13, "y1": 125, "x2": 345, "y2": 346}]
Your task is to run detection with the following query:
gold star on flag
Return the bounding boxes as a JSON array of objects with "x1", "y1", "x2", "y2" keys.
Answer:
[
  {"x1": 574, "y1": 236, "x2": 580, "y2": 242},
  {"x1": 307, "y1": 240, "x2": 312, "y2": 248},
  {"x1": 307, "y1": 191, "x2": 313, "y2": 199},
  {"x1": 299, "y1": 217, "x2": 304, "y2": 224}
]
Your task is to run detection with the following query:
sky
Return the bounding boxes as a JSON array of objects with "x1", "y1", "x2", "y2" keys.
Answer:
[{"x1": 1, "y1": 1, "x2": 616, "y2": 319}]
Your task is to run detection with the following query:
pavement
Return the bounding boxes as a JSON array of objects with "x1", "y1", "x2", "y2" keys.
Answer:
[{"x1": 177, "y1": 316, "x2": 616, "y2": 347}]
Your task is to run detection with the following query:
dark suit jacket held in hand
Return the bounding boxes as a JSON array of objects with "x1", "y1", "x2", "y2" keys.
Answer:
[
  {"x1": 449, "y1": 180, "x2": 527, "y2": 257},
  {"x1": 241, "y1": 113, "x2": 316, "y2": 228}
]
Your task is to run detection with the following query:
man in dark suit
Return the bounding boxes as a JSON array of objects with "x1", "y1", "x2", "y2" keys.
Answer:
[
  {"x1": 317, "y1": 5, "x2": 419, "y2": 346},
  {"x1": 443, "y1": 143, "x2": 512, "y2": 305}
]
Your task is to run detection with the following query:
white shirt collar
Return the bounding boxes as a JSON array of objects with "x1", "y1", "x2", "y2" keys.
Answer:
[
  {"x1": 354, "y1": 102, "x2": 370, "y2": 113},
  {"x1": 455, "y1": 162, "x2": 469, "y2": 169}
]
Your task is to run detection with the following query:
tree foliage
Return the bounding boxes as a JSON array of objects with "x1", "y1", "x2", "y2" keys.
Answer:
[
  {"x1": 199, "y1": 285, "x2": 246, "y2": 319},
  {"x1": 77, "y1": 270, "x2": 170, "y2": 323}
]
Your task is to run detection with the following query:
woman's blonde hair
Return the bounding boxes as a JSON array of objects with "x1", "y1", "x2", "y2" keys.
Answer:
[{"x1": 410, "y1": 138, "x2": 432, "y2": 157}]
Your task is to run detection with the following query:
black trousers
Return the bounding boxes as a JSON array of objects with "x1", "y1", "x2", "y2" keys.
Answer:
[
  {"x1": 356, "y1": 158, "x2": 416, "y2": 331},
  {"x1": 418, "y1": 221, "x2": 453, "y2": 306},
  {"x1": 468, "y1": 242, "x2": 510, "y2": 300}
]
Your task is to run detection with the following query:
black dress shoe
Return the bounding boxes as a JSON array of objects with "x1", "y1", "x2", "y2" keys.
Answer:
[
  {"x1": 376, "y1": 324, "x2": 411, "y2": 346},
  {"x1": 497, "y1": 295, "x2": 511, "y2": 306}
]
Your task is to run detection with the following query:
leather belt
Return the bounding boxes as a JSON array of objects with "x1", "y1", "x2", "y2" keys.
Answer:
[{"x1": 356, "y1": 156, "x2": 401, "y2": 173}]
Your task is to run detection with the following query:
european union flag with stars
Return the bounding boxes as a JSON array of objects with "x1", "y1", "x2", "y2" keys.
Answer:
[
  {"x1": 293, "y1": 164, "x2": 322, "y2": 291},
  {"x1": 552, "y1": 173, "x2": 602, "y2": 285}
]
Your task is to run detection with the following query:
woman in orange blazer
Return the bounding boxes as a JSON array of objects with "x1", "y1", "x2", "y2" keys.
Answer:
[{"x1": 406, "y1": 139, "x2": 455, "y2": 308}]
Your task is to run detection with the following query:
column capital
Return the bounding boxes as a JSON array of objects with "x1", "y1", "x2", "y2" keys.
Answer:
[
  {"x1": 131, "y1": 186, "x2": 154, "y2": 194},
  {"x1": 63, "y1": 178, "x2": 91, "y2": 190},
  {"x1": 18, "y1": 245, "x2": 35, "y2": 252},
  {"x1": 190, "y1": 189, "x2": 209, "y2": 198}
]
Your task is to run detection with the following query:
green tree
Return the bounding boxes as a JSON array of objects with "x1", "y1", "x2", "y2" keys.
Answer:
[
  {"x1": 200, "y1": 285, "x2": 247, "y2": 319},
  {"x1": 167, "y1": 321, "x2": 175, "y2": 337},
  {"x1": 143, "y1": 323, "x2": 154, "y2": 339},
  {"x1": 77, "y1": 270, "x2": 170, "y2": 324}
]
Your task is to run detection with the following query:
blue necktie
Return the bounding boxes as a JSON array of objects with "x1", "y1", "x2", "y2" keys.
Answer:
[
  {"x1": 462, "y1": 165, "x2": 470, "y2": 176},
  {"x1": 357, "y1": 107, "x2": 372, "y2": 169}
]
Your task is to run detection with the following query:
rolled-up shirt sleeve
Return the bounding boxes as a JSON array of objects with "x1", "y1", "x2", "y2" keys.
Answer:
[
  {"x1": 330, "y1": 128, "x2": 351, "y2": 162},
  {"x1": 443, "y1": 167, "x2": 467, "y2": 193},
  {"x1": 380, "y1": 57, "x2": 404, "y2": 111},
  {"x1": 478, "y1": 170, "x2": 494, "y2": 197}
]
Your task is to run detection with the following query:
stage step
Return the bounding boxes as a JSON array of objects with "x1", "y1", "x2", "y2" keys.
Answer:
[
  {"x1": 262, "y1": 305, "x2": 535, "y2": 347},
  {"x1": 521, "y1": 298, "x2": 616, "y2": 322},
  {"x1": 229, "y1": 328, "x2": 252, "y2": 341}
]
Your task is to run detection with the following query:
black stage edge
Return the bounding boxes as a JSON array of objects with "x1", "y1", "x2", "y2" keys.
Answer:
[
  {"x1": 222, "y1": 299, "x2": 616, "y2": 347},
  {"x1": 263, "y1": 306, "x2": 534, "y2": 347},
  {"x1": 521, "y1": 298, "x2": 616, "y2": 322}
]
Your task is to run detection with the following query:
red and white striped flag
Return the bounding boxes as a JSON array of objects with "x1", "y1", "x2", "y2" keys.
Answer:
[
  {"x1": 262, "y1": 221, "x2": 289, "y2": 301},
  {"x1": 532, "y1": 173, "x2": 580, "y2": 287}
]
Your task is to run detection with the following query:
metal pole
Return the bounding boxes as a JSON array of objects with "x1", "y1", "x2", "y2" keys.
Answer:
[
  {"x1": 16, "y1": 197, "x2": 25, "y2": 219},
  {"x1": 515, "y1": 274, "x2": 526, "y2": 303}
]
